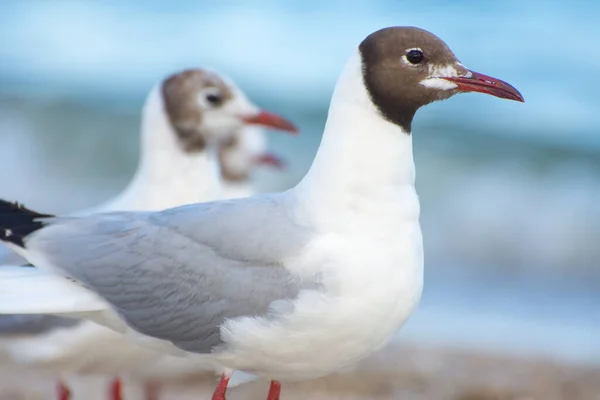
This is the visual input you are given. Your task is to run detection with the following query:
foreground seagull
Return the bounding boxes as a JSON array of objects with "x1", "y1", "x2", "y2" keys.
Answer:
[
  {"x1": 0, "y1": 68, "x2": 295, "y2": 399},
  {"x1": 0, "y1": 26, "x2": 523, "y2": 400}
]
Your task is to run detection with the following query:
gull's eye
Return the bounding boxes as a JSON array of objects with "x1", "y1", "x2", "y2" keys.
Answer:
[
  {"x1": 198, "y1": 88, "x2": 225, "y2": 109},
  {"x1": 406, "y1": 49, "x2": 424, "y2": 64},
  {"x1": 205, "y1": 92, "x2": 223, "y2": 106},
  {"x1": 198, "y1": 88, "x2": 224, "y2": 109}
]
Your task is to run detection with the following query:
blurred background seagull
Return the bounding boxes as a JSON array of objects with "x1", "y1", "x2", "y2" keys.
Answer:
[
  {"x1": 218, "y1": 126, "x2": 286, "y2": 200},
  {"x1": 0, "y1": 67, "x2": 296, "y2": 400}
]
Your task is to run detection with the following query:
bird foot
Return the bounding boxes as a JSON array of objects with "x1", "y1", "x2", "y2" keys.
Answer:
[
  {"x1": 110, "y1": 377, "x2": 123, "y2": 400},
  {"x1": 267, "y1": 380, "x2": 281, "y2": 400},
  {"x1": 211, "y1": 373, "x2": 230, "y2": 400}
]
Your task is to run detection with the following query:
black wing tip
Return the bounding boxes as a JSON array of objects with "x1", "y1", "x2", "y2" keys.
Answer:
[
  {"x1": 0, "y1": 199, "x2": 54, "y2": 247},
  {"x1": 0, "y1": 200, "x2": 47, "y2": 214}
]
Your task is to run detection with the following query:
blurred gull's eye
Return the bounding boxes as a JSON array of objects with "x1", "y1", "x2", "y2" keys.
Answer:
[{"x1": 205, "y1": 92, "x2": 222, "y2": 106}]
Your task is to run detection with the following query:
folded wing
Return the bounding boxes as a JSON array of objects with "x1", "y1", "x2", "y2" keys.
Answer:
[{"x1": 11, "y1": 195, "x2": 312, "y2": 354}]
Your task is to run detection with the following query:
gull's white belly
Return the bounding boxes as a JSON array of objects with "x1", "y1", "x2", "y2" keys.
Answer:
[{"x1": 215, "y1": 225, "x2": 424, "y2": 381}]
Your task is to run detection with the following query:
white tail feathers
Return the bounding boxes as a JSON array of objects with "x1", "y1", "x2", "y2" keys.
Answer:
[{"x1": 0, "y1": 266, "x2": 107, "y2": 315}]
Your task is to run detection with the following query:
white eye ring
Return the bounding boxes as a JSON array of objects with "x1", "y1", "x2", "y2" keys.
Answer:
[{"x1": 197, "y1": 87, "x2": 223, "y2": 109}]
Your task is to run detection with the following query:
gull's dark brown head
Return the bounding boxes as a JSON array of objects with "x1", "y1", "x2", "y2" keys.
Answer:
[
  {"x1": 359, "y1": 26, "x2": 524, "y2": 132},
  {"x1": 161, "y1": 69, "x2": 297, "y2": 153}
]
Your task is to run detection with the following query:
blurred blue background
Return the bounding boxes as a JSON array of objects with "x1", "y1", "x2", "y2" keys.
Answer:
[{"x1": 0, "y1": 0, "x2": 596, "y2": 365}]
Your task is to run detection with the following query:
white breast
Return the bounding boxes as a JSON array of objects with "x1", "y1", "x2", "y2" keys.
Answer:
[{"x1": 214, "y1": 192, "x2": 422, "y2": 380}]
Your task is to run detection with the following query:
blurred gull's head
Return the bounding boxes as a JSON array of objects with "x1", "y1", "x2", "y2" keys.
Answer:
[{"x1": 158, "y1": 68, "x2": 297, "y2": 153}]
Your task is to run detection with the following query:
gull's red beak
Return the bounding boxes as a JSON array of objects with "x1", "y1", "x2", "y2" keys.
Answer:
[
  {"x1": 243, "y1": 111, "x2": 298, "y2": 134},
  {"x1": 443, "y1": 71, "x2": 524, "y2": 102},
  {"x1": 255, "y1": 153, "x2": 286, "y2": 170}
]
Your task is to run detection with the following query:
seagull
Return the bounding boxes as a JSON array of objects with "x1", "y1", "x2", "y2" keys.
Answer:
[
  {"x1": 0, "y1": 68, "x2": 295, "y2": 399},
  {"x1": 218, "y1": 126, "x2": 286, "y2": 200},
  {"x1": 0, "y1": 26, "x2": 523, "y2": 400},
  {"x1": 85, "y1": 68, "x2": 296, "y2": 213}
]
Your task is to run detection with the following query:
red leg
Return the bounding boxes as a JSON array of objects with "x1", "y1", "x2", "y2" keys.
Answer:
[
  {"x1": 56, "y1": 380, "x2": 71, "y2": 400},
  {"x1": 211, "y1": 374, "x2": 230, "y2": 400},
  {"x1": 109, "y1": 377, "x2": 123, "y2": 400},
  {"x1": 266, "y1": 380, "x2": 281, "y2": 400}
]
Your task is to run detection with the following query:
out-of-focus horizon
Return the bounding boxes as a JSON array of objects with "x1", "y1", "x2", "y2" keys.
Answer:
[{"x1": 0, "y1": 0, "x2": 596, "y2": 370}]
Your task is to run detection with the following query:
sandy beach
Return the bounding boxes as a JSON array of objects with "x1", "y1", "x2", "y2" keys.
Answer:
[{"x1": 1, "y1": 343, "x2": 597, "y2": 400}]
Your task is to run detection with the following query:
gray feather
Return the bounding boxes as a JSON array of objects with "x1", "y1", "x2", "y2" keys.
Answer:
[
  {"x1": 27, "y1": 195, "x2": 314, "y2": 354},
  {"x1": 0, "y1": 314, "x2": 80, "y2": 335}
]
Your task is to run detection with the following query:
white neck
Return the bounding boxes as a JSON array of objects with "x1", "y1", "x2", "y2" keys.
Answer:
[
  {"x1": 106, "y1": 85, "x2": 221, "y2": 212},
  {"x1": 294, "y1": 50, "x2": 418, "y2": 228}
]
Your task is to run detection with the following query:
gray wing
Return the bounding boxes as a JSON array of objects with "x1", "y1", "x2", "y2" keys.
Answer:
[
  {"x1": 0, "y1": 314, "x2": 80, "y2": 335},
  {"x1": 28, "y1": 193, "x2": 314, "y2": 354}
]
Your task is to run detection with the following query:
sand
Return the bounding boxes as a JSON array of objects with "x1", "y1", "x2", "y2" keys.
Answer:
[{"x1": 0, "y1": 343, "x2": 598, "y2": 400}]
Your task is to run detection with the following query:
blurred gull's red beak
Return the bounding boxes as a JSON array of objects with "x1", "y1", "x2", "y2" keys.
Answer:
[
  {"x1": 243, "y1": 111, "x2": 298, "y2": 134},
  {"x1": 443, "y1": 71, "x2": 524, "y2": 102},
  {"x1": 255, "y1": 153, "x2": 285, "y2": 170}
]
